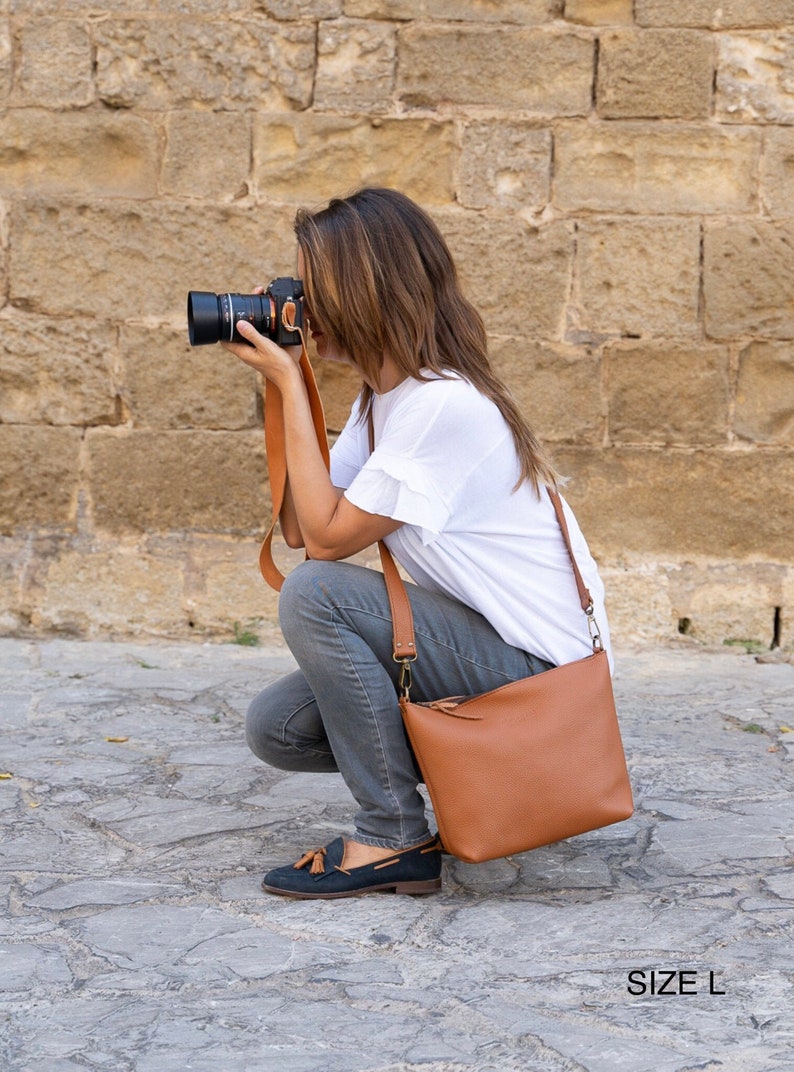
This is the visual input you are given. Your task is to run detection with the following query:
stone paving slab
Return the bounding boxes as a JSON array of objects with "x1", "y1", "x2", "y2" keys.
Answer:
[{"x1": 0, "y1": 637, "x2": 793, "y2": 1071}]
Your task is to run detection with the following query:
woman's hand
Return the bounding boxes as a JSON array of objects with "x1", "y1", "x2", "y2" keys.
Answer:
[
  {"x1": 219, "y1": 289, "x2": 402, "y2": 561},
  {"x1": 221, "y1": 321, "x2": 302, "y2": 390},
  {"x1": 220, "y1": 287, "x2": 303, "y2": 389}
]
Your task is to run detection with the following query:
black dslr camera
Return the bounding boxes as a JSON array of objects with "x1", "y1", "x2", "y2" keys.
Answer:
[{"x1": 187, "y1": 277, "x2": 304, "y2": 347}]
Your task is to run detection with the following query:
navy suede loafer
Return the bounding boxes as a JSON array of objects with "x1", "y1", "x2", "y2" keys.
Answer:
[{"x1": 262, "y1": 835, "x2": 443, "y2": 899}]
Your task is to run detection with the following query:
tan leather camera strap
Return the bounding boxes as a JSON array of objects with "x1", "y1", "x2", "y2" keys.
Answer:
[{"x1": 258, "y1": 343, "x2": 329, "y2": 591}]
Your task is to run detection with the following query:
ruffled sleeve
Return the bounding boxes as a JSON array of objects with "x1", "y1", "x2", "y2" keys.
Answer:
[{"x1": 343, "y1": 450, "x2": 451, "y2": 546}]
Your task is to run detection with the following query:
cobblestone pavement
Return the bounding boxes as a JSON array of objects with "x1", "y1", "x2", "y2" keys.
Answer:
[{"x1": 1, "y1": 636, "x2": 793, "y2": 1072}]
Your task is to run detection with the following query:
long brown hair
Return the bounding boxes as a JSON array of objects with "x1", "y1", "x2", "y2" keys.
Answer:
[{"x1": 294, "y1": 187, "x2": 558, "y2": 494}]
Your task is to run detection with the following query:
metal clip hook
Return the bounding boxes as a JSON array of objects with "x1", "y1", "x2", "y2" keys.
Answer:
[
  {"x1": 587, "y1": 611, "x2": 604, "y2": 652},
  {"x1": 396, "y1": 657, "x2": 415, "y2": 700}
]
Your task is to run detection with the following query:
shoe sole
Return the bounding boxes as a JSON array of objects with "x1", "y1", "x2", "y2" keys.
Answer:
[{"x1": 261, "y1": 877, "x2": 442, "y2": 899}]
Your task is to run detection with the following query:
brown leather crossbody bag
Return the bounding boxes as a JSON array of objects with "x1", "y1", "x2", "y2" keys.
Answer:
[{"x1": 375, "y1": 493, "x2": 634, "y2": 863}]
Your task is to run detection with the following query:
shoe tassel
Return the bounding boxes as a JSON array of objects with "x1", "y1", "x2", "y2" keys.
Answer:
[{"x1": 294, "y1": 846, "x2": 327, "y2": 874}]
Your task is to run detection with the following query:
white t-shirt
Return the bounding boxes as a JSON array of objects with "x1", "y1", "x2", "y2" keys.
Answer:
[{"x1": 330, "y1": 373, "x2": 612, "y2": 670}]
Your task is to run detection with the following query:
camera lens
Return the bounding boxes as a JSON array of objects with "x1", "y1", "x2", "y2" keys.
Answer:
[
  {"x1": 187, "y1": 292, "x2": 221, "y2": 346},
  {"x1": 187, "y1": 292, "x2": 274, "y2": 346}
]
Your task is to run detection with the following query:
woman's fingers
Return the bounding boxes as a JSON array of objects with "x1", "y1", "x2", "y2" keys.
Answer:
[{"x1": 221, "y1": 322, "x2": 301, "y2": 383}]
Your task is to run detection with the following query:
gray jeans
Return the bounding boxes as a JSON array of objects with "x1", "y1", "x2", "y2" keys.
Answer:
[{"x1": 246, "y1": 560, "x2": 552, "y2": 850}]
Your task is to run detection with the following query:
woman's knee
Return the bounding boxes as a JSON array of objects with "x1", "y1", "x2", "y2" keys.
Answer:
[
  {"x1": 278, "y1": 560, "x2": 388, "y2": 649},
  {"x1": 244, "y1": 671, "x2": 337, "y2": 773},
  {"x1": 245, "y1": 688, "x2": 286, "y2": 766},
  {"x1": 278, "y1": 560, "x2": 338, "y2": 632}
]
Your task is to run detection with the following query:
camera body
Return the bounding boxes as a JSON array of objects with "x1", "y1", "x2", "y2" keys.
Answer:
[{"x1": 187, "y1": 277, "x2": 304, "y2": 347}]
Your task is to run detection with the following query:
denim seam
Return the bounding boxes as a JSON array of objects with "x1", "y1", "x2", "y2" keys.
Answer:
[
  {"x1": 284, "y1": 743, "x2": 335, "y2": 761},
  {"x1": 279, "y1": 697, "x2": 324, "y2": 747}
]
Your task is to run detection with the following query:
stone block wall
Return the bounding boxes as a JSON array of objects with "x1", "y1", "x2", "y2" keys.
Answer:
[{"x1": 1, "y1": 0, "x2": 793, "y2": 651}]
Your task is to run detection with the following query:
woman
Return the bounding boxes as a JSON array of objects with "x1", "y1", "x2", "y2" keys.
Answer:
[{"x1": 224, "y1": 187, "x2": 612, "y2": 900}]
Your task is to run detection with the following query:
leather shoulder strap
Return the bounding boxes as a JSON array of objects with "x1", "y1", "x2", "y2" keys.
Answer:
[
  {"x1": 365, "y1": 410, "x2": 416, "y2": 659},
  {"x1": 362, "y1": 411, "x2": 415, "y2": 660},
  {"x1": 546, "y1": 489, "x2": 593, "y2": 613},
  {"x1": 378, "y1": 541, "x2": 417, "y2": 661}
]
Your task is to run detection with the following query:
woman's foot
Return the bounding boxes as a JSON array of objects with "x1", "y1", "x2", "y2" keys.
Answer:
[
  {"x1": 261, "y1": 835, "x2": 443, "y2": 899},
  {"x1": 339, "y1": 839, "x2": 404, "y2": 869}
]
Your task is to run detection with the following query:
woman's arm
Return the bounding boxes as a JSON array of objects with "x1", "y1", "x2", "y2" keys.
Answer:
[{"x1": 224, "y1": 322, "x2": 401, "y2": 560}]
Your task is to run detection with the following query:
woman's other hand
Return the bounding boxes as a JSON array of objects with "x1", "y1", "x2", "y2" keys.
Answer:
[
  {"x1": 221, "y1": 287, "x2": 303, "y2": 387},
  {"x1": 221, "y1": 320, "x2": 302, "y2": 390}
]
